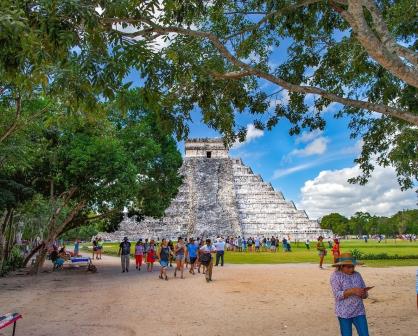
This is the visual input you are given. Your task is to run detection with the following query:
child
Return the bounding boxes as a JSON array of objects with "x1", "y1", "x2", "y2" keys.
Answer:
[
  {"x1": 146, "y1": 240, "x2": 157, "y2": 272},
  {"x1": 135, "y1": 239, "x2": 144, "y2": 271}
]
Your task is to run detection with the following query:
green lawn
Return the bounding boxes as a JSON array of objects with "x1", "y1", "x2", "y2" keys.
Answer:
[{"x1": 81, "y1": 239, "x2": 418, "y2": 267}]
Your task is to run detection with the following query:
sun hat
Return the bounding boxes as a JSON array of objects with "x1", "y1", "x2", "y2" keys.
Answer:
[{"x1": 332, "y1": 252, "x2": 364, "y2": 267}]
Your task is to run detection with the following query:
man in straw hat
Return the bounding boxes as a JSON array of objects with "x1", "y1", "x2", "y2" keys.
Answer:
[{"x1": 330, "y1": 252, "x2": 373, "y2": 336}]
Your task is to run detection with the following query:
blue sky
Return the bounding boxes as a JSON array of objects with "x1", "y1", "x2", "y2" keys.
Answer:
[{"x1": 125, "y1": 35, "x2": 416, "y2": 219}]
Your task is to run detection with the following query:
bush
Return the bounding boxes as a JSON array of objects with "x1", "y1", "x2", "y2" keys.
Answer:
[
  {"x1": 350, "y1": 248, "x2": 418, "y2": 260},
  {"x1": 1, "y1": 245, "x2": 25, "y2": 275}
]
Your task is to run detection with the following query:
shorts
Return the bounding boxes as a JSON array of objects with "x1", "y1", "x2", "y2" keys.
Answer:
[
  {"x1": 160, "y1": 260, "x2": 168, "y2": 268},
  {"x1": 189, "y1": 257, "x2": 197, "y2": 264},
  {"x1": 318, "y1": 251, "x2": 327, "y2": 257},
  {"x1": 175, "y1": 255, "x2": 185, "y2": 261},
  {"x1": 93, "y1": 247, "x2": 97, "y2": 251}
]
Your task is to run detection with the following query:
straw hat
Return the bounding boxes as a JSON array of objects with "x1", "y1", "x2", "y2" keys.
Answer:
[{"x1": 332, "y1": 252, "x2": 364, "y2": 267}]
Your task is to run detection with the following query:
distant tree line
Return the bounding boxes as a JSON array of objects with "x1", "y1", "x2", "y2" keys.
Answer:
[{"x1": 320, "y1": 210, "x2": 418, "y2": 237}]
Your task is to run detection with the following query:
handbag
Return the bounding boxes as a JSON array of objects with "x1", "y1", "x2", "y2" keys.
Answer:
[{"x1": 199, "y1": 253, "x2": 212, "y2": 266}]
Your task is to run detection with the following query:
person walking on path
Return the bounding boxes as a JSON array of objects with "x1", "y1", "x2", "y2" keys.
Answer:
[
  {"x1": 143, "y1": 238, "x2": 149, "y2": 263},
  {"x1": 187, "y1": 238, "x2": 198, "y2": 274},
  {"x1": 96, "y1": 237, "x2": 103, "y2": 260},
  {"x1": 92, "y1": 238, "x2": 97, "y2": 260},
  {"x1": 146, "y1": 240, "x2": 157, "y2": 272},
  {"x1": 174, "y1": 237, "x2": 186, "y2": 279},
  {"x1": 134, "y1": 239, "x2": 144, "y2": 271},
  {"x1": 332, "y1": 238, "x2": 341, "y2": 264},
  {"x1": 305, "y1": 238, "x2": 310, "y2": 250},
  {"x1": 73, "y1": 239, "x2": 80, "y2": 257},
  {"x1": 199, "y1": 239, "x2": 216, "y2": 282},
  {"x1": 317, "y1": 236, "x2": 327, "y2": 269},
  {"x1": 330, "y1": 252, "x2": 372, "y2": 336},
  {"x1": 168, "y1": 240, "x2": 174, "y2": 267},
  {"x1": 157, "y1": 239, "x2": 172, "y2": 280},
  {"x1": 214, "y1": 237, "x2": 226, "y2": 266},
  {"x1": 118, "y1": 237, "x2": 131, "y2": 273}
]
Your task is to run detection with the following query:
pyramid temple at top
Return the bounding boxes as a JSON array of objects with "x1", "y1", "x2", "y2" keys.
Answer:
[{"x1": 100, "y1": 138, "x2": 331, "y2": 241}]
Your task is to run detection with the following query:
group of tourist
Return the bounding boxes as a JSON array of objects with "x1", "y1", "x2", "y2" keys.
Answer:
[{"x1": 117, "y1": 236, "x2": 226, "y2": 282}]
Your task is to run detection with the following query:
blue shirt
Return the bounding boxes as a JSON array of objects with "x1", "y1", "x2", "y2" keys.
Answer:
[
  {"x1": 416, "y1": 269, "x2": 418, "y2": 294},
  {"x1": 187, "y1": 243, "x2": 198, "y2": 258}
]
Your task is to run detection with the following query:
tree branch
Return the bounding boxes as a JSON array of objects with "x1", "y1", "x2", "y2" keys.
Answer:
[
  {"x1": 107, "y1": 18, "x2": 418, "y2": 125},
  {"x1": 341, "y1": 1, "x2": 418, "y2": 88},
  {"x1": 225, "y1": 0, "x2": 321, "y2": 39},
  {"x1": 0, "y1": 96, "x2": 21, "y2": 143}
]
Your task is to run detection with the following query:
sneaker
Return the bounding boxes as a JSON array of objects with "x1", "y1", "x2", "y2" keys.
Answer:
[
  {"x1": 126, "y1": 269, "x2": 129, "y2": 272},
  {"x1": 122, "y1": 270, "x2": 125, "y2": 273}
]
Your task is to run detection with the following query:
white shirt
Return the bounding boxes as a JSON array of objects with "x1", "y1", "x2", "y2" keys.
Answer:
[
  {"x1": 214, "y1": 241, "x2": 225, "y2": 251},
  {"x1": 200, "y1": 244, "x2": 216, "y2": 253}
]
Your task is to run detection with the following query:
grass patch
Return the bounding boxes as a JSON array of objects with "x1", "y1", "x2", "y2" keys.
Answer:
[{"x1": 80, "y1": 239, "x2": 418, "y2": 267}]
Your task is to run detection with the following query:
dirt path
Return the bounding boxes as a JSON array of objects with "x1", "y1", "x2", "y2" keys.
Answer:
[{"x1": 0, "y1": 256, "x2": 416, "y2": 336}]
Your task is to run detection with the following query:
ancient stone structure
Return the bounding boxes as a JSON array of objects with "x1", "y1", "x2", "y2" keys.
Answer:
[{"x1": 99, "y1": 138, "x2": 331, "y2": 241}]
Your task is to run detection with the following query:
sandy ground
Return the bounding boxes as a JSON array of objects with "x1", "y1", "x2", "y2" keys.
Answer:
[{"x1": 0, "y1": 256, "x2": 417, "y2": 336}]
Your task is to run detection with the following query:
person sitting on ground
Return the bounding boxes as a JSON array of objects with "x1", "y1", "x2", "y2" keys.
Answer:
[
  {"x1": 330, "y1": 253, "x2": 372, "y2": 336},
  {"x1": 51, "y1": 246, "x2": 64, "y2": 270}
]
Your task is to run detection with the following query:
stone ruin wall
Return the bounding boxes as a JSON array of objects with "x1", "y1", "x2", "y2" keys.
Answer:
[{"x1": 99, "y1": 139, "x2": 331, "y2": 241}]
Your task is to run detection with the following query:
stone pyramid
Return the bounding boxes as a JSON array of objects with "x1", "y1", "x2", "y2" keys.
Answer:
[{"x1": 100, "y1": 138, "x2": 330, "y2": 241}]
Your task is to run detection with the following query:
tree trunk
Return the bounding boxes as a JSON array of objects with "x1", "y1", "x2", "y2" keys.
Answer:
[
  {"x1": 29, "y1": 244, "x2": 49, "y2": 275},
  {"x1": 23, "y1": 242, "x2": 45, "y2": 267}
]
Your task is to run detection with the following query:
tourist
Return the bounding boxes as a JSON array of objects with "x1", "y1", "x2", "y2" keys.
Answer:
[
  {"x1": 146, "y1": 240, "x2": 157, "y2": 272},
  {"x1": 247, "y1": 237, "x2": 253, "y2": 252},
  {"x1": 197, "y1": 239, "x2": 205, "y2": 274},
  {"x1": 282, "y1": 237, "x2": 288, "y2": 252},
  {"x1": 143, "y1": 238, "x2": 149, "y2": 263},
  {"x1": 332, "y1": 238, "x2": 341, "y2": 264},
  {"x1": 271, "y1": 236, "x2": 277, "y2": 252},
  {"x1": 330, "y1": 252, "x2": 371, "y2": 336},
  {"x1": 118, "y1": 237, "x2": 131, "y2": 273},
  {"x1": 238, "y1": 236, "x2": 242, "y2": 252},
  {"x1": 317, "y1": 236, "x2": 327, "y2": 269},
  {"x1": 73, "y1": 239, "x2": 80, "y2": 257},
  {"x1": 96, "y1": 237, "x2": 103, "y2": 260},
  {"x1": 199, "y1": 238, "x2": 217, "y2": 282},
  {"x1": 416, "y1": 268, "x2": 418, "y2": 310},
  {"x1": 157, "y1": 239, "x2": 172, "y2": 280},
  {"x1": 305, "y1": 238, "x2": 310, "y2": 250},
  {"x1": 242, "y1": 237, "x2": 247, "y2": 252},
  {"x1": 415, "y1": 269, "x2": 418, "y2": 309},
  {"x1": 328, "y1": 237, "x2": 333, "y2": 248},
  {"x1": 187, "y1": 238, "x2": 198, "y2": 274},
  {"x1": 134, "y1": 239, "x2": 144, "y2": 271},
  {"x1": 255, "y1": 237, "x2": 260, "y2": 252},
  {"x1": 92, "y1": 238, "x2": 97, "y2": 260},
  {"x1": 215, "y1": 237, "x2": 226, "y2": 266},
  {"x1": 174, "y1": 237, "x2": 186, "y2": 278},
  {"x1": 168, "y1": 240, "x2": 174, "y2": 267}
]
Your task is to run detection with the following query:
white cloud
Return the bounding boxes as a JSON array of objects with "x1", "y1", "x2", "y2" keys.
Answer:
[
  {"x1": 295, "y1": 130, "x2": 323, "y2": 144},
  {"x1": 290, "y1": 136, "x2": 329, "y2": 157},
  {"x1": 298, "y1": 164, "x2": 417, "y2": 219},
  {"x1": 272, "y1": 161, "x2": 319, "y2": 179},
  {"x1": 232, "y1": 124, "x2": 264, "y2": 149}
]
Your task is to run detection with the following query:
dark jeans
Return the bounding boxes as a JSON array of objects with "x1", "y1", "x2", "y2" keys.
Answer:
[{"x1": 215, "y1": 251, "x2": 224, "y2": 266}]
